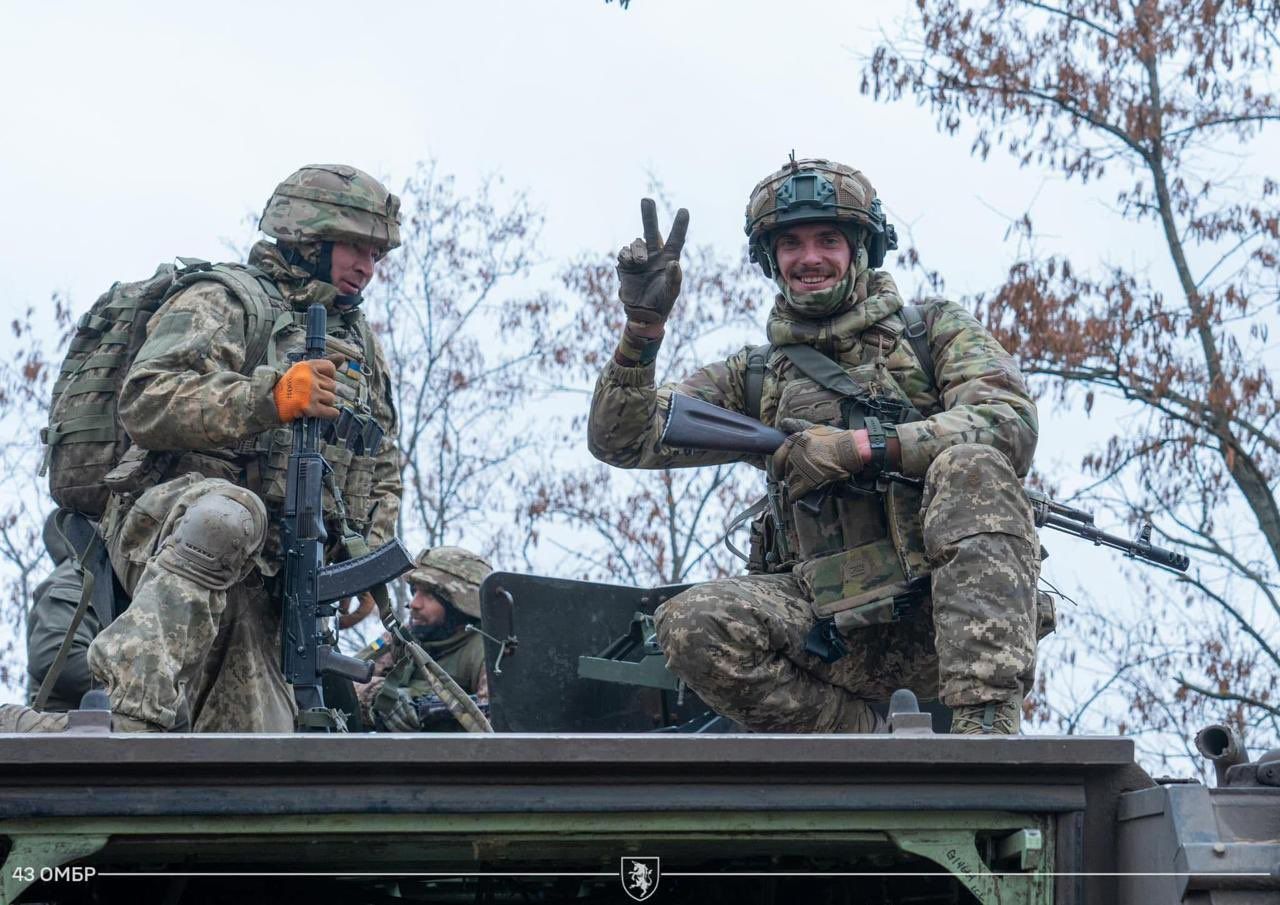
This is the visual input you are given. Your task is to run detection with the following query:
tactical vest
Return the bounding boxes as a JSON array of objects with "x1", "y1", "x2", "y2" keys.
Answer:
[
  {"x1": 235, "y1": 303, "x2": 383, "y2": 538},
  {"x1": 71, "y1": 262, "x2": 384, "y2": 539},
  {"x1": 744, "y1": 304, "x2": 939, "y2": 629}
]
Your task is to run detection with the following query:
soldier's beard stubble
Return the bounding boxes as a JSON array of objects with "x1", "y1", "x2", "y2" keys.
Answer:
[{"x1": 409, "y1": 609, "x2": 471, "y2": 644}]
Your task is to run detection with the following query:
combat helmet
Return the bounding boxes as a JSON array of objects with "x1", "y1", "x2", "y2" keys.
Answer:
[
  {"x1": 744, "y1": 156, "x2": 897, "y2": 276},
  {"x1": 405, "y1": 547, "x2": 492, "y2": 619},
  {"x1": 260, "y1": 164, "x2": 401, "y2": 252}
]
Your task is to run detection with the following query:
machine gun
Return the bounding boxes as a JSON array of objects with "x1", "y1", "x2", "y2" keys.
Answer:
[
  {"x1": 280, "y1": 302, "x2": 414, "y2": 731},
  {"x1": 661, "y1": 392, "x2": 1190, "y2": 573}
]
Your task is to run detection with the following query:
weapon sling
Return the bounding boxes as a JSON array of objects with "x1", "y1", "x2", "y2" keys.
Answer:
[{"x1": 33, "y1": 512, "x2": 118, "y2": 710}]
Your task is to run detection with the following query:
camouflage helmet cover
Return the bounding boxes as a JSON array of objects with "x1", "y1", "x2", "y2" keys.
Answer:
[
  {"x1": 260, "y1": 164, "x2": 401, "y2": 252},
  {"x1": 405, "y1": 546, "x2": 492, "y2": 619},
  {"x1": 744, "y1": 157, "x2": 896, "y2": 274}
]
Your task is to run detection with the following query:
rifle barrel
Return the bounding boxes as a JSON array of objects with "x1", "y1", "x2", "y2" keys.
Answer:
[{"x1": 1041, "y1": 513, "x2": 1190, "y2": 572}]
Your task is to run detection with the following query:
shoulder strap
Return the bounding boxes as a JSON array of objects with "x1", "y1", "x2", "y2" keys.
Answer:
[
  {"x1": 214, "y1": 264, "x2": 287, "y2": 371},
  {"x1": 731, "y1": 344, "x2": 779, "y2": 566},
  {"x1": 744, "y1": 343, "x2": 772, "y2": 420},
  {"x1": 900, "y1": 304, "x2": 936, "y2": 393},
  {"x1": 32, "y1": 511, "x2": 112, "y2": 710},
  {"x1": 169, "y1": 264, "x2": 287, "y2": 374},
  {"x1": 723, "y1": 495, "x2": 769, "y2": 563},
  {"x1": 342, "y1": 307, "x2": 378, "y2": 369},
  {"x1": 777, "y1": 343, "x2": 874, "y2": 403}
]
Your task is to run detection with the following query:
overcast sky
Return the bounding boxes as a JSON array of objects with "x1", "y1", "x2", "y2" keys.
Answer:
[
  {"x1": 0, "y1": 0, "x2": 1174, "y2": 485},
  {"x1": 3, "y1": 1, "x2": 1276, "y2": 727},
  {"x1": 3, "y1": 0, "x2": 1161, "y2": 307}
]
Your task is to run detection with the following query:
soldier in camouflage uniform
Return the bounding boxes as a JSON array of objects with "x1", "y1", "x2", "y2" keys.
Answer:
[
  {"x1": 2, "y1": 164, "x2": 403, "y2": 734},
  {"x1": 588, "y1": 158, "x2": 1042, "y2": 735},
  {"x1": 360, "y1": 547, "x2": 491, "y2": 732}
]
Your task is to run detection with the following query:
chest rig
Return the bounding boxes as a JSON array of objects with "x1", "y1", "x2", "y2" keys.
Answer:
[
  {"x1": 243, "y1": 301, "x2": 383, "y2": 539},
  {"x1": 747, "y1": 305, "x2": 938, "y2": 639}
]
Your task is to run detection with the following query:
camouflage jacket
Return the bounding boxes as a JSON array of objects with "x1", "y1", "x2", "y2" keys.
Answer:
[
  {"x1": 390, "y1": 629, "x2": 488, "y2": 700},
  {"x1": 357, "y1": 628, "x2": 489, "y2": 727},
  {"x1": 588, "y1": 270, "x2": 1038, "y2": 565},
  {"x1": 111, "y1": 241, "x2": 402, "y2": 565}
]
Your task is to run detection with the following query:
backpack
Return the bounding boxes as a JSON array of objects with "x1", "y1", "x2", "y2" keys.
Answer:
[{"x1": 41, "y1": 258, "x2": 283, "y2": 517}]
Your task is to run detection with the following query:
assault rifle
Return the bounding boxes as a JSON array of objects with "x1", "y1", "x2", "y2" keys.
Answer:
[
  {"x1": 281, "y1": 303, "x2": 414, "y2": 731},
  {"x1": 661, "y1": 392, "x2": 1190, "y2": 573}
]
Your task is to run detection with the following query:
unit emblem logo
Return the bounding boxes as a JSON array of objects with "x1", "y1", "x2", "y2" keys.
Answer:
[{"x1": 620, "y1": 856, "x2": 660, "y2": 901}]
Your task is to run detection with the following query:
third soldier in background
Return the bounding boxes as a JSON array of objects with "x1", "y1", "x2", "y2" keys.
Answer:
[
  {"x1": 588, "y1": 157, "x2": 1050, "y2": 735},
  {"x1": 359, "y1": 547, "x2": 492, "y2": 732}
]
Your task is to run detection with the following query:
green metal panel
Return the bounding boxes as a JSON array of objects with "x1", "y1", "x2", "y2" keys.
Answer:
[
  {"x1": 2, "y1": 833, "x2": 109, "y2": 904},
  {"x1": 2, "y1": 809, "x2": 1054, "y2": 904}
]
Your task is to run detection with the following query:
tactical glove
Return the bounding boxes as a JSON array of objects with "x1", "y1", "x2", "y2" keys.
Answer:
[
  {"x1": 273, "y1": 356, "x2": 340, "y2": 422},
  {"x1": 373, "y1": 685, "x2": 421, "y2": 733},
  {"x1": 616, "y1": 198, "x2": 689, "y2": 326},
  {"x1": 772, "y1": 419, "x2": 866, "y2": 500}
]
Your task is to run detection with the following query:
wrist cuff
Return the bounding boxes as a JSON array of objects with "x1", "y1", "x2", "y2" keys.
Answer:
[
  {"x1": 614, "y1": 324, "x2": 664, "y2": 367},
  {"x1": 864, "y1": 417, "x2": 889, "y2": 475}
]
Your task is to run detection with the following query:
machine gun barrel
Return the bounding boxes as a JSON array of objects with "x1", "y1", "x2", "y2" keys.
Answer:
[{"x1": 662, "y1": 392, "x2": 1190, "y2": 573}]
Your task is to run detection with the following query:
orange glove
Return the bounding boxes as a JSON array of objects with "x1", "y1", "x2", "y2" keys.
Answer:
[{"x1": 273, "y1": 358, "x2": 339, "y2": 422}]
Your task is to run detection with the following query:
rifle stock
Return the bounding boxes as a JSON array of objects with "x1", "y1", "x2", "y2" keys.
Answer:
[
  {"x1": 661, "y1": 392, "x2": 788, "y2": 454},
  {"x1": 662, "y1": 392, "x2": 1190, "y2": 573}
]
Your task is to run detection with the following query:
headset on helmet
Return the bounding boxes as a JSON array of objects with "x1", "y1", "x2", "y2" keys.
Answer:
[{"x1": 744, "y1": 156, "x2": 898, "y2": 275}]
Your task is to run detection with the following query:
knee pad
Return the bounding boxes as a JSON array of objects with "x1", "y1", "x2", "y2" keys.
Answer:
[{"x1": 157, "y1": 487, "x2": 267, "y2": 590}]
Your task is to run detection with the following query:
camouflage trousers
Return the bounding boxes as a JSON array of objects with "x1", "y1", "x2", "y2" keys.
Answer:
[
  {"x1": 655, "y1": 444, "x2": 1039, "y2": 733},
  {"x1": 87, "y1": 474, "x2": 296, "y2": 732}
]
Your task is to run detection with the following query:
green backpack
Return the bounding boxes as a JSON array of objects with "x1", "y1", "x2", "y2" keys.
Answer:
[{"x1": 41, "y1": 258, "x2": 283, "y2": 517}]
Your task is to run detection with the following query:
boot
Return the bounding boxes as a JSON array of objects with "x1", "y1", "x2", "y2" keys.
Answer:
[
  {"x1": 111, "y1": 713, "x2": 166, "y2": 733},
  {"x1": 950, "y1": 699, "x2": 1021, "y2": 735},
  {"x1": 0, "y1": 704, "x2": 69, "y2": 732}
]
